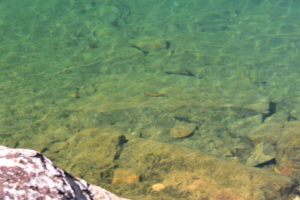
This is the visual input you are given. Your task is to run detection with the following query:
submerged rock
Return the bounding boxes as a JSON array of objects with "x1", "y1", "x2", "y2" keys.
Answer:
[
  {"x1": 0, "y1": 145, "x2": 128, "y2": 200},
  {"x1": 275, "y1": 121, "x2": 300, "y2": 182},
  {"x1": 112, "y1": 168, "x2": 139, "y2": 188},
  {"x1": 246, "y1": 142, "x2": 275, "y2": 167},
  {"x1": 171, "y1": 122, "x2": 197, "y2": 139}
]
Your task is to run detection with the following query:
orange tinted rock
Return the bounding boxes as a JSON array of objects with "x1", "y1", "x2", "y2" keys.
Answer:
[
  {"x1": 171, "y1": 122, "x2": 197, "y2": 139},
  {"x1": 112, "y1": 169, "x2": 139, "y2": 187},
  {"x1": 152, "y1": 183, "x2": 166, "y2": 192},
  {"x1": 276, "y1": 121, "x2": 300, "y2": 178}
]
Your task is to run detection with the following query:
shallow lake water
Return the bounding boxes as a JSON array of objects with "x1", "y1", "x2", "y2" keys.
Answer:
[{"x1": 0, "y1": 0, "x2": 299, "y2": 199}]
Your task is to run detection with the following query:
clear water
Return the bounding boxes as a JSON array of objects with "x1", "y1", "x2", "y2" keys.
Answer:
[{"x1": 0, "y1": 0, "x2": 299, "y2": 199}]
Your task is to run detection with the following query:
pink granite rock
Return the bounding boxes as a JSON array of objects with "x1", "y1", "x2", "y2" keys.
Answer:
[{"x1": 0, "y1": 146, "x2": 128, "y2": 200}]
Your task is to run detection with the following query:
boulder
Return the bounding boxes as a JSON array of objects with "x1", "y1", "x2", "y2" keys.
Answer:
[{"x1": 0, "y1": 145, "x2": 128, "y2": 200}]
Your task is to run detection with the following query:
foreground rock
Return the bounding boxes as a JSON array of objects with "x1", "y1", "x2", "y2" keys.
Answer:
[{"x1": 0, "y1": 145, "x2": 128, "y2": 200}]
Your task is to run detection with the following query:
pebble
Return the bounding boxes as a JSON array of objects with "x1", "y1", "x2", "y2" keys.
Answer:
[{"x1": 152, "y1": 183, "x2": 166, "y2": 192}]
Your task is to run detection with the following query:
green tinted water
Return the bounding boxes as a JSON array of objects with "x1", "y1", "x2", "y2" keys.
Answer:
[{"x1": 0, "y1": 0, "x2": 299, "y2": 199}]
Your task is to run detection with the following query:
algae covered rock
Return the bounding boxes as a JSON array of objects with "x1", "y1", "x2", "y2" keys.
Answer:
[
  {"x1": 53, "y1": 128, "x2": 128, "y2": 186},
  {"x1": 275, "y1": 121, "x2": 300, "y2": 179},
  {"x1": 117, "y1": 138, "x2": 297, "y2": 200},
  {"x1": 42, "y1": 128, "x2": 298, "y2": 200}
]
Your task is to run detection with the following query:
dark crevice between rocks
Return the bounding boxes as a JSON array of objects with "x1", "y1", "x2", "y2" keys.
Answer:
[
  {"x1": 64, "y1": 171, "x2": 93, "y2": 200},
  {"x1": 113, "y1": 135, "x2": 128, "y2": 161},
  {"x1": 262, "y1": 101, "x2": 276, "y2": 123},
  {"x1": 129, "y1": 44, "x2": 148, "y2": 56},
  {"x1": 165, "y1": 41, "x2": 171, "y2": 49},
  {"x1": 254, "y1": 158, "x2": 276, "y2": 168},
  {"x1": 279, "y1": 180, "x2": 300, "y2": 199},
  {"x1": 14, "y1": 141, "x2": 19, "y2": 148},
  {"x1": 287, "y1": 113, "x2": 297, "y2": 122},
  {"x1": 40, "y1": 147, "x2": 48, "y2": 154},
  {"x1": 34, "y1": 153, "x2": 47, "y2": 169},
  {"x1": 164, "y1": 69, "x2": 196, "y2": 77}
]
